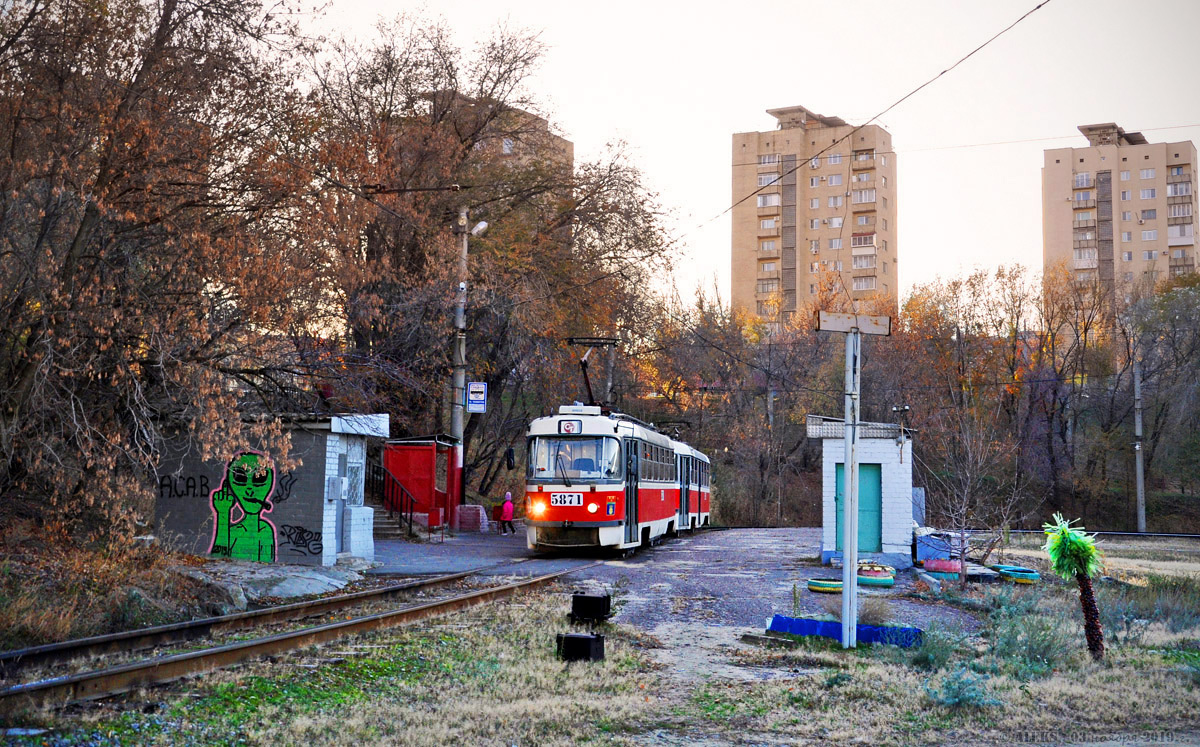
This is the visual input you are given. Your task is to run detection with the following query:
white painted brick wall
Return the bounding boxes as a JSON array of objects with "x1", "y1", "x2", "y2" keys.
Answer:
[
  {"x1": 341, "y1": 505, "x2": 374, "y2": 561},
  {"x1": 821, "y1": 437, "x2": 913, "y2": 556}
]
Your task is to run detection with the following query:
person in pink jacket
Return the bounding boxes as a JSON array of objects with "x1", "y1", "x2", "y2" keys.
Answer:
[{"x1": 499, "y1": 492, "x2": 516, "y2": 535}]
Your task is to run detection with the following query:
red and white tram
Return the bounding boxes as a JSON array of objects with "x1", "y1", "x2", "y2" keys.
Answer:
[{"x1": 524, "y1": 405, "x2": 711, "y2": 552}]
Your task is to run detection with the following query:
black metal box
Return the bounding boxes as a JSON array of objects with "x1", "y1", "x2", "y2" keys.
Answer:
[
  {"x1": 570, "y1": 592, "x2": 612, "y2": 622},
  {"x1": 556, "y1": 633, "x2": 605, "y2": 662}
]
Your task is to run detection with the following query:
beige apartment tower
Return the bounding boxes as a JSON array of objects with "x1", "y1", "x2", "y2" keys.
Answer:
[
  {"x1": 731, "y1": 105, "x2": 898, "y2": 322},
  {"x1": 1043, "y1": 124, "x2": 1196, "y2": 291}
]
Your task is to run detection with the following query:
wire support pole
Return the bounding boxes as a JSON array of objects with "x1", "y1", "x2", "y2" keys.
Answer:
[
  {"x1": 451, "y1": 207, "x2": 469, "y2": 468},
  {"x1": 1133, "y1": 358, "x2": 1145, "y2": 533},
  {"x1": 841, "y1": 328, "x2": 862, "y2": 648}
]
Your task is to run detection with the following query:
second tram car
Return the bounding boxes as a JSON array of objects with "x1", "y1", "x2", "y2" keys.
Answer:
[{"x1": 524, "y1": 405, "x2": 710, "y2": 552}]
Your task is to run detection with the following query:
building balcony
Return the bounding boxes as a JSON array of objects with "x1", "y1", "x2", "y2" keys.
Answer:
[
  {"x1": 851, "y1": 200, "x2": 876, "y2": 211},
  {"x1": 1073, "y1": 177, "x2": 1094, "y2": 189},
  {"x1": 1073, "y1": 219, "x2": 1097, "y2": 229},
  {"x1": 1168, "y1": 235, "x2": 1195, "y2": 247},
  {"x1": 851, "y1": 156, "x2": 875, "y2": 170},
  {"x1": 1167, "y1": 173, "x2": 1191, "y2": 184},
  {"x1": 1073, "y1": 238, "x2": 1097, "y2": 249},
  {"x1": 759, "y1": 246, "x2": 781, "y2": 258},
  {"x1": 1170, "y1": 254, "x2": 1192, "y2": 266},
  {"x1": 1073, "y1": 258, "x2": 1099, "y2": 270},
  {"x1": 757, "y1": 205, "x2": 781, "y2": 216},
  {"x1": 851, "y1": 268, "x2": 877, "y2": 278},
  {"x1": 1168, "y1": 195, "x2": 1192, "y2": 206},
  {"x1": 1168, "y1": 215, "x2": 1194, "y2": 226},
  {"x1": 758, "y1": 226, "x2": 781, "y2": 238},
  {"x1": 757, "y1": 268, "x2": 781, "y2": 280},
  {"x1": 1073, "y1": 199, "x2": 1097, "y2": 209}
]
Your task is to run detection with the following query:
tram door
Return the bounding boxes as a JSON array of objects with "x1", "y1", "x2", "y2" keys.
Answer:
[
  {"x1": 624, "y1": 442, "x2": 639, "y2": 544},
  {"x1": 677, "y1": 455, "x2": 690, "y2": 530}
]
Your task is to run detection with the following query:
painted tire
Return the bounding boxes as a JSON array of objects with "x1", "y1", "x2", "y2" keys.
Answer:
[
  {"x1": 990, "y1": 565, "x2": 1040, "y2": 583},
  {"x1": 808, "y1": 578, "x2": 843, "y2": 593},
  {"x1": 923, "y1": 559, "x2": 963, "y2": 573},
  {"x1": 856, "y1": 574, "x2": 895, "y2": 588},
  {"x1": 857, "y1": 563, "x2": 896, "y2": 576}
]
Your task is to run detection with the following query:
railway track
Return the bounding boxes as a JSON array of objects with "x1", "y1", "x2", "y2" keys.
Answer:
[{"x1": 0, "y1": 561, "x2": 597, "y2": 713}]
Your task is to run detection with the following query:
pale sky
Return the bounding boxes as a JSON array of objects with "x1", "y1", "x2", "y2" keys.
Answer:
[{"x1": 315, "y1": 0, "x2": 1200, "y2": 304}]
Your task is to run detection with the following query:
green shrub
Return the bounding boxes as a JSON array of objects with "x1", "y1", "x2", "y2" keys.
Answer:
[
  {"x1": 1096, "y1": 588, "x2": 1149, "y2": 647},
  {"x1": 923, "y1": 666, "x2": 1002, "y2": 709},
  {"x1": 910, "y1": 624, "x2": 968, "y2": 672}
]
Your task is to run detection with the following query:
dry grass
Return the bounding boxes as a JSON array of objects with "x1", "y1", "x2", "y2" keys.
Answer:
[
  {"x1": 0, "y1": 520, "x2": 204, "y2": 648},
  {"x1": 819, "y1": 594, "x2": 894, "y2": 626}
]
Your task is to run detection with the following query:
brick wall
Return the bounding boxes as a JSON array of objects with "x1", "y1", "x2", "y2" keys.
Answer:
[{"x1": 821, "y1": 436, "x2": 913, "y2": 564}]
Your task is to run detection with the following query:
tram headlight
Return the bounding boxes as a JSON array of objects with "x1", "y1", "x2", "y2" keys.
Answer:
[
  {"x1": 530, "y1": 500, "x2": 547, "y2": 518},
  {"x1": 587, "y1": 502, "x2": 598, "y2": 514}
]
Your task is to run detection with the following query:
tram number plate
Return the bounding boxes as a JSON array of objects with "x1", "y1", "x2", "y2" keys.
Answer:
[{"x1": 550, "y1": 493, "x2": 583, "y2": 506}]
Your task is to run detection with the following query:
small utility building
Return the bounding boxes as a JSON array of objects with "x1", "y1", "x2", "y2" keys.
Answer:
[{"x1": 807, "y1": 415, "x2": 913, "y2": 570}]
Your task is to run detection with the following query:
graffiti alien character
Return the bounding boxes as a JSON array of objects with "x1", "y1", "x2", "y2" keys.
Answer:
[{"x1": 209, "y1": 452, "x2": 277, "y2": 562}]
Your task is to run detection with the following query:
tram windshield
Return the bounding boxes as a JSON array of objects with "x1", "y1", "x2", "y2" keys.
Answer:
[{"x1": 528, "y1": 436, "x2": 622, "y2": 483}]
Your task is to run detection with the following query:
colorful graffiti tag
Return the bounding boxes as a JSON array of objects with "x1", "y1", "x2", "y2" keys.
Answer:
[{"x1": 209, "y1": 451, "x2": 278, "y2": 562}]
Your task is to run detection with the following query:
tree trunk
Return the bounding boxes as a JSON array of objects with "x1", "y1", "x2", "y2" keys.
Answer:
[{"x1": 1075, "y1": 572, "x2": 1105, "y2": 661}]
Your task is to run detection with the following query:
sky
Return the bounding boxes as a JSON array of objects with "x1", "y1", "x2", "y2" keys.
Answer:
[{"x1": 313, "y1": 0, "x2": 1200, "y2": 304}]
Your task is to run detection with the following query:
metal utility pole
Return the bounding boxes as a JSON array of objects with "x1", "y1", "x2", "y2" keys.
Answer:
[
  {"x1": 451, "y1": 208, "x2": 469, "y2": 459},
  {"x1": 1134, "y1": 358, "x2": 1145, "y2": 533},
  {"x1": 816, "y1": 311, "x2": 891, "y2": 649}
]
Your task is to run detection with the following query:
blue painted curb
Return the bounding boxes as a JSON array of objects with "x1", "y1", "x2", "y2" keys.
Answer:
[{"x1": 767, "y1": 614, "x2": 924, "y2": 648}]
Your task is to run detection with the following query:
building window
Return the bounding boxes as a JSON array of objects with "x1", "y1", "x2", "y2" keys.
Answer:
[
  {"x1": 1121, "y1": 190, "x2": 1131, "y2": 201},
  {"x1": 1167, "y1": 182, "x2": 1192, "y2": 197},
  {"x1": 1140, "y1": 168, "x2": 1156, "y2": 179},
  {"x1": 760, "y1": 240, "x2": 777, "y2": 252},
  {"x1": 830, "y1": 216, "x2": 844, "y2": 228},
  {"x1": 1074, "y1": 248, "x2": 1098, "y2": 261},
  {"x1": 1140, "y1": 188, "x2": 1157, "y2": 199},
  {"x1": 1120, "y1": 170, "x2": 1130, "y2": 181},
  {"x1": 810, "y1": 218, "x2": 820, "y2": 229},
  {"x1": 882, "y1": 218, "x2": 888, "y2": 231},
  {"x1": 1142, "y1": 230, "x2": 1158, "y2": 241},
  {"x1": 882, "y1": 197, "x2": 888, "y2": 209},
  {"x1": 828, "y1": 174, "x2": 843, "y2": 186},
  {"x1": 810, "y1": 177, "x2": 820, "y2": 187},
  {"x1": 809, "y1": 262, "x2": 820, "y2": 272},
  {"x1": 1172, "y1": 248, "x2": 1187, "y2": 259},
  {"x1": 881, "y1": 239, "x2": 888, "y2": 251},
  {"x1": 759, "y1": 154, "x2": 780, "y2": 165},
  {"x1": 1074, "y1": 191, "x2": 1093, "y2": 202},
  {"x1": 757, "y1": 193, "x2": 781, "y2": 207},
  {"x1": 760, "y1": 261, "x2": 777, "y2": 273},
  {"x1": 1122, "y1": 251, "x2": 1133, "y2": 261},
  {"x1": 1170, "y1": 166, "x2": 1184, "y2": 176},
  {"x1": 852, "y1": 276, "x2": 876, "y2": 291},
  {"x1": 852, "y1": 189, "x2": 875, "y2": 204},
  {"x1": 1074, "y1": 173, "x2": 1092, "y2": 188},
  {"x1": 828, "y1": 154, "x2": 842, "y2": 165},
  {"x1": 1122, "y1": 231, "x2": 1133, "y2": 242},
  {"x1": 810, "y1": 197, "x2": 819, "y2": 209},
  {"x1": 756, "y1": 279, "x2": 780, "y2": 293},
  {"x1": 856, "y1": 215, "x2": 870, "y2": 226},
  {"x1": 1169, "y1": 203, "x2": 1193, "y2": 218},
  {"x1": 1121, "y1": 211, "x2": 1132, "y2": 221},
  {"x1": 1076, "y1": 230, "x2": 1095, "y2": 241},
  {"x1": 852, "y1": 172, "x2": 870, "y2": 183},
  {"x1": 1077, "y1": 211, "x2": 1095, "y2": 221},
  {"x1": 828, "y1": 195, "x2": 844, "y2": 208},
  {"x1": 829, "y1": 238, "x2": 843, "y2": 249},
  {"x1": 881, "y1": 155, "x2": 888, "y2": 166},
  {"x1": 811, "y1": 157, "x2": 821, "y2": 168},
  {"x1": 760, "y1": 218, "x2": 777, "y2": 229},
  {"x1": 502, "y1": 138, "x2": 514, "y2": 154},
  {"x1": 854, "y1": 150, "x2": 873, "y2": 161},
  {"x1": 851, "y1": 234, "x2": 875, "y2": 247},
  {"x1": 1124, "y1": 272, "x2": 1134, "y2": 281},
  {"x1": 810, "y1": 239, "x2": 820, "y2": 251},
  {"x1": 756, "y1": 301, "x2": 771, "y2": 315},
  {"x1": 810, "y1": 284, "x2": 816, "y2": 294},
  {"x1": 1143, "y1": 250, "x2": 1156, "y2": 260},
  {"x1": 758, "y1": 173, "x2": 780, "y2": 187},
  {"x1": 1141, "y1": 209, "x2": 1157, "y2": 220},
  {"x1": 852, "y1": 255, "x2": 875, "y2": 269}
]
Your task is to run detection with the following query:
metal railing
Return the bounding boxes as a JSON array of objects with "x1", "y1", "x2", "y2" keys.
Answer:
[{"x1": 366, "y1": 459, "x2": 415, "y2": 537}]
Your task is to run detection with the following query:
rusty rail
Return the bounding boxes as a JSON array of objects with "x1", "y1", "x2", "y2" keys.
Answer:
[{"x1": 0, "y1": 563, "x2": 597, "y2": 713}]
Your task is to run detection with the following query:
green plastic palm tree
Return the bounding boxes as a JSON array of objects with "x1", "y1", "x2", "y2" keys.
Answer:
[{"x1": 1043, "y1": 513, "x2": 1104, "y2": 661}]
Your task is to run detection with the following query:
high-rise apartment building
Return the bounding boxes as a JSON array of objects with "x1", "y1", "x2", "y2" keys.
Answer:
[
  {"x1": 1043, "y1": 124, "x2": 1196, "y2": 290},
  {"x1": 731, "y1": 105, "x2": 898, "y2": 322}
]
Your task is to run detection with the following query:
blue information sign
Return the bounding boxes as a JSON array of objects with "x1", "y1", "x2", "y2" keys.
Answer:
[{"x1": 466, "y1": 381, "x2": 487, "y2": 413}]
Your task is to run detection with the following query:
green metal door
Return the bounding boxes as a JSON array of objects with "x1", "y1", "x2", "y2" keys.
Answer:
[{"x1": 835, "y1": 463, "x2": 883, "y2": 553}]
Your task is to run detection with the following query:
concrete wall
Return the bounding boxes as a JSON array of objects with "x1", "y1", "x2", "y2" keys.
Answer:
[
  {"x1": 155, "y1": 425, "x2": 373, "y2": 566},
  {"x1": 820, "y1": 436, "x2": 913, "y2": 568}
]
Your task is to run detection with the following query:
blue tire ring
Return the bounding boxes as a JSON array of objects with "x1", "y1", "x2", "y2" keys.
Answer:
[{"x1": 990, "y1": 565, "x2": 1040, "y2": 583}]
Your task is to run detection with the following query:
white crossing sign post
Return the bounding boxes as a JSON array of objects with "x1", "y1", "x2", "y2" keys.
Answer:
[
  {"x1": 815, "y1": 311, "x2": 891, "y2": 648},
  {"x1": 466, "y1": 381, "x2": 487, "y2": 413}
]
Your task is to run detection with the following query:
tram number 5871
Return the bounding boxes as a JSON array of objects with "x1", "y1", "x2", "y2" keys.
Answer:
[{"x1": 550, "y1": 493, "x2": 583, "y2": 506}]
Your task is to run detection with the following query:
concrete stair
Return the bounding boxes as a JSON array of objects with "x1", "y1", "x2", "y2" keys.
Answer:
[{"x1": 365, "y1": 499, "x2": 409, "y2": 540}]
